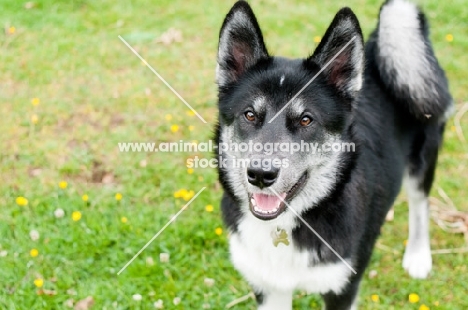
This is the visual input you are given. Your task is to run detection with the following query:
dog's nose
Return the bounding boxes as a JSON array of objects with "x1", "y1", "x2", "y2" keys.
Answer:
[{"x1": 247, "y1": 167, "x2": 279, "y2": 189}]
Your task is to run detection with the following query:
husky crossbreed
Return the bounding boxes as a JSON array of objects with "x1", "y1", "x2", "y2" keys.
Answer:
[{"x1": 214, "y1": 0, "x2": 452, "y2": 309}]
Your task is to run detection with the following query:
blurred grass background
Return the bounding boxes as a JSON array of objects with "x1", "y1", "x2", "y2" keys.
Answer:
[{"x1": 0, "y1": 0, "x2": 467, "y2": 309}]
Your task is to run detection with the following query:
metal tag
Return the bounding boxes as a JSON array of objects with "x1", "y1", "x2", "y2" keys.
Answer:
[{"x1": 271, "y1": 228, "x2": 289, "y2": 247}]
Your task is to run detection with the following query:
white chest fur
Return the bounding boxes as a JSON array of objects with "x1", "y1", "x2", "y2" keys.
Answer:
[{"x1": 229, "y1": 215, "x2": 352, "y2": 295}]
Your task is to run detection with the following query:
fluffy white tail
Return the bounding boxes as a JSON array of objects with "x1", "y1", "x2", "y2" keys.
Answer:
[{"x1": 375, "y1": 0, "x2": 452, "y2": 121}]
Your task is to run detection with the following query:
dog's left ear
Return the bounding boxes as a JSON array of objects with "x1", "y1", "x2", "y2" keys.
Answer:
[
  {"x1": 216, "y1": 1, "x2": 269, "y2": 88},
  {"x1": 307, "y1": 8, "x2": 364, "y2": 99}
]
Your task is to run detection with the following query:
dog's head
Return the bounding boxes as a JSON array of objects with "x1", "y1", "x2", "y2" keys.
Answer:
[{"x1": 215, "y1": 1, "x2": 364, "y2": 221}]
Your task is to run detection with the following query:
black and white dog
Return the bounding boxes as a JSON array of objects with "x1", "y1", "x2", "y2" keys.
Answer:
[{"x1": 214, "y1": 0, "x2": 452, "y2": 309}]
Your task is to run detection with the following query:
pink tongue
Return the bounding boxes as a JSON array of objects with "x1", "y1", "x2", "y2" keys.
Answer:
[{"x1": 253, "y1": 193, "x2": 286, "y2": 211}]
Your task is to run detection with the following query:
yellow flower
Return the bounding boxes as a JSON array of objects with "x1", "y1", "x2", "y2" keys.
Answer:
[
  {"x1": 313, "y1": 36, "x2": 321, "y2": 43},
  {"x1": 187, "y1": 168, "x2": 194, "y2": 174},
  {"x1": 182, "y1": 190, "x2": 194, "y2": 201},
  {"x1": 198, "y1": 176, "x2": 204, "y2": 182},
  {"x1": 170, "y1": 124, "x2": 179, "y2": 133},
  {"x1": 205, "y1": 205, "x2": 214, "y2": 212},
  {"x1": 31, "y1": 98, "x2": 40, "y2": 106},
  {"x1": 121, "y1": 216, "x2": 128, "y2": 223},
  {"x1": 31, "y1": 114, "x2": 39, "y2": 124},
  {"x1": 215, "y1": 227, "x2": 223, "y2": 236},
  {"x1": 404, "y1": 239, "x2": 408, "y2": 246},
  {"x1": 186, "y1": 110, "x2": 195, "y2": 116},
  {"x1": 115, "y1": 193, "x2": 123, "y2": 201},
  {"x1": 30, "y1": 248, "x2": 39, "y2": 257},
  {"x1": 420, "y1": 305, "x2": 430, "y2": 310},
  {"x1": 8, "y1": 26, "x2": 16, "y2": 34},
  {"x1": 72, "y1": 211, "x2": 82, "y2": 221},
  {"x1": 445, "y1": 34, "x2": 453, "y2": 42},
  {"x1": 434, "y1": 301, "x2": 439, "y2": 306},
  {"x1": 174, "y1": 189, "x2": 194, "y2": 201},
  {"x1": 16, "y1": 196, "x2": 28, "y2": 206},
  {"x1": 165, "y1": 114, "x2": 173, "y2": 121},
  {"x1": 409, "y1": 293, "x2": 420, "y2": 304},
  {"x1": 451, "y1": 125, "x2": 456, "y2": 132},
  {"x1": 59, "y1": 181, "x2": 68, "y2": 189},
  {"x1": 82, "y1": 194, "x2": 89, "y2": 202},
  {"x1": 34, "y1": 278, "x2": 44, "y2": 288},
  {"x1": 175, "y1": 189, "x2": 184, "y2": 198},
  {"x1": 371, "y1": 294, "x2": 379, "y2": 302},
  {"x1": 189, "y1": 125, "x2": 195, "y2": 131}
]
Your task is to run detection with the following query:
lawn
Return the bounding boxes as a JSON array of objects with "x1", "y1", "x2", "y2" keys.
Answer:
[{"x1": 1, "y1": 0, "x2": 467, "y2": 309}]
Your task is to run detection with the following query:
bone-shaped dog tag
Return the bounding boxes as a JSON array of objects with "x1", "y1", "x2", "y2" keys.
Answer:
[{"x1": 271, "y1": 228, "x2": 289, "y2": 247}]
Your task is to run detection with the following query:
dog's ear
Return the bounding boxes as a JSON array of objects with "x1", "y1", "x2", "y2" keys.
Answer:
[
  {"x1": 216, "y1": 1, "x2": 269, "y2": 87},
  {"x1": 307, "y1": 8, "x2": 364, "y2": 99}
]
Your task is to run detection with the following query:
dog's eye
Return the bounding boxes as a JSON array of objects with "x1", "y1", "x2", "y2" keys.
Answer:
[
  {"x1": 244, "y1": 111, "x2": 256, "y2": 122},
  {"x1": 300, "y1": 116, "x2": 312, "y2": 127}
]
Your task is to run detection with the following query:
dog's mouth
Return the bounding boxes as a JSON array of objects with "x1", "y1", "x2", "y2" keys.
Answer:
[{"x1": 249, "y1": 172, "x2": 308, "y2": 220}]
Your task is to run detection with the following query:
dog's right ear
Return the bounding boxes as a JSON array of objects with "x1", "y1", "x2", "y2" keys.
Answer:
[{"x1": 216, "y1": 1, "x2": 269, "y2": 88}]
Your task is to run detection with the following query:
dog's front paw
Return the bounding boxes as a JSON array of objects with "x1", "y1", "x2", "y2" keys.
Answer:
[{"x1": 402, "y1": 245, "x2": 432, "y2": 279}]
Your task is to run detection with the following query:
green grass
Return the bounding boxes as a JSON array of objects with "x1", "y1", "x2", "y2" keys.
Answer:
[{"x1": 1, "y1": 0, "x2": 467, "y2": 309}]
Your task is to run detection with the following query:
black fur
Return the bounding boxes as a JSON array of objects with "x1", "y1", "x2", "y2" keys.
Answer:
[
  {"x1": 217, "y1": 1, "x2": 269, "y2": 88},
  {"x1": 215, "y1": 1, "x2": 452, "y2": 309},
  {"x1": 306, "y1": 7, "x2": 364, "y2": 100}
]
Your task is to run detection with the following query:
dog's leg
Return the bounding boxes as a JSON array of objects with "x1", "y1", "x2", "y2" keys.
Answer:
[
  {"x1": 321, "y1": 278, "x2": 361, "y2": 310},
  {"x1": 402, "y1": 172, "x2": 432, "y2": 279},
  {"x1": 402, "y1": 125, "x2": 444, "y2": 279},
  {"x1": 256, "y1": 289, "x2": 292, "y2": 310}
]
